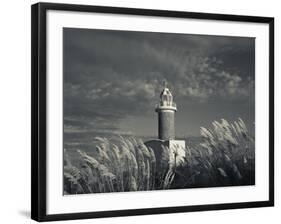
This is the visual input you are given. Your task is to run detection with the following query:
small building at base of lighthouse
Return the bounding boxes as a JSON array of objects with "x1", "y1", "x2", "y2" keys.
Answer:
[
  {"x1": 145, "y1": 139, "x2": 186, "y2": 168},
  {"x1": 145, "y1": 82, "x2": 186, "y2": 168}
]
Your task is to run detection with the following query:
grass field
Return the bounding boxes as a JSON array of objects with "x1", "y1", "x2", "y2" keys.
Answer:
[{"x1": 64, "y1": 118, "x2": 254, "y2": 194}]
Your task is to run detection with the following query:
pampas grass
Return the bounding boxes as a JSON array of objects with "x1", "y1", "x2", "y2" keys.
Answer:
[
  {"x1": 64, "y1": 136, "x2": 174, "y2": 194},
  {"x1": 64, "y1": 118, "x2": 255, "y2": 194},
  {"x1": 173, "y1": 118, "x2": 255, "y2": 188}
]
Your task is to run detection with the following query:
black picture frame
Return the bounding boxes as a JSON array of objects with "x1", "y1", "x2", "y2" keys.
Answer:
[{"x1": 31, "y1": 2, "x2": 274, "y2": 222}]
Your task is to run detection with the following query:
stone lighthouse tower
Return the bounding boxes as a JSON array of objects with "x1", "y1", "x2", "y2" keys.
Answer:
[
  {"x1": 145, "y1": 81, "x2": 186, "y2": 168},
  {"x1": 155, "y1": 82, "x2": 177, "y2": 140}
]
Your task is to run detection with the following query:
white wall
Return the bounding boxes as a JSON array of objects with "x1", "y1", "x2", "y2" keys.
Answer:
[{"x1": 0, "y1": 0, "x2": 279, "y2": 223}]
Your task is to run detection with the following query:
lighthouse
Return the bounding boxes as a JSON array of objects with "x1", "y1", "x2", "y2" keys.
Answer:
[
  {"x1": 145, "y1": 81, "x2": 186, "y2": 168},
  {"x1": 155, "y1": 82, "x2": 177, "y2": 140}
]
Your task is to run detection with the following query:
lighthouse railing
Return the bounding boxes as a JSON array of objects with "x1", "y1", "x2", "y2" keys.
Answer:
[{"x1": 156, "y1": 101, "x2": 177, "y2": 108}]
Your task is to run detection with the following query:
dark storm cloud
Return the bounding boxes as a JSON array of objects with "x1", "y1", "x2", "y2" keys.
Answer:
[{"x1": 63, "y1": 28, "x2": 255, "y2": 135}]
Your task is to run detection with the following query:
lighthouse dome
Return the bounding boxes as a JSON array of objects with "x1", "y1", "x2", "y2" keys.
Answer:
[
  {"x1": 156, "y1": 82, "x2": 177, "y2": 112},
  {"x1": 160, "y1": 87, "x2": 173, "y2": 104},
  {"x1": 160, "y1": 87, "x2": 172, "y2": 98}
]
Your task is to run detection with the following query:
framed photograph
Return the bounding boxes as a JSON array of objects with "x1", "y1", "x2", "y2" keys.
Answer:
[{"x1": 31, "y1": 2, "x2": 274, "y2": 222}]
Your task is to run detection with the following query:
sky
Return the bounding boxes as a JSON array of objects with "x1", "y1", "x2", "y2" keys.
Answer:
[{"x1": 63, "y1": 28, "x2": 255, "y2": 139}]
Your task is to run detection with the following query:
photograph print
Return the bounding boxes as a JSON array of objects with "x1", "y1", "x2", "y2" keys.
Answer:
[{"x1": 63, "y1": 28, "x2": 255, "y2": 195}]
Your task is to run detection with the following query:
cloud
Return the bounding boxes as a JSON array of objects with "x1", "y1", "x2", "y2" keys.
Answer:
[{"x1": 63, "y1": 28, "x2": 255, "y2": 134}]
